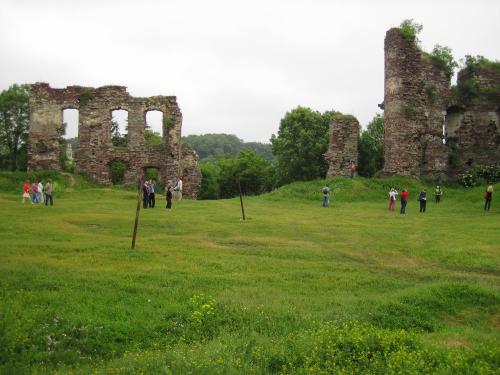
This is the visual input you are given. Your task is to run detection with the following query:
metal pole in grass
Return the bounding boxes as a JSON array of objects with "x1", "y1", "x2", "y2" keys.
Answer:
[
  {"x1": 131, "y1": 178, "x2": 142, "y2": 249},
  {"x1": 238, "y1": 176, "x2": 246, "y2": 221}
]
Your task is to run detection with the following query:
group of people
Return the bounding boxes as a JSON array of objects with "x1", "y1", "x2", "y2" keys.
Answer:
[
  {"x1": 388, "y1": 184, "x2": 494, "y2": 214},
  {"x1": 142, "y1": 177, "x2": 183, "y2": 210},
  {"x1": 321, "y1": 183, "x2": 494, "y2": 212},
  {"x1": 22, "y1": 179, "x2": 54, "y2": 206}
]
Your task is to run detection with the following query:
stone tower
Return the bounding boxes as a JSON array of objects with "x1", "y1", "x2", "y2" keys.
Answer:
[
  {"x1": 383, "y1": 28, "x2": 450, "y2": 177},
  {"x1": 325, "y1": 115, "x2": 359, "y2": 177}
]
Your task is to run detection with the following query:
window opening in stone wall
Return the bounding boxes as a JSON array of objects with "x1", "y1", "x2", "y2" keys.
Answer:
[
  {"x1": 111, "y1": 109, "x2": 128, "y2": 147},
  {"x1": 61, "y1": 108, "x2": 79, "y2": 172},
  {"x1": 145, "y1": 110, "x2": 164, "y2": 147}
]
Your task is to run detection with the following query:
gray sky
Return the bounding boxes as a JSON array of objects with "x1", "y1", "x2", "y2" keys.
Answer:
[{"x1": 1, "y1": 0, "x2": 499, "y2": 142}]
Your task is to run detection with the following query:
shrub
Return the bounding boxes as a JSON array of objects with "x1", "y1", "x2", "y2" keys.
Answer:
[
  {"x1": 429, "y1": 45, "x2": 458, "y2": 77},
  {"x1": 398, "y1": 19, "x2": 423, "y2": 44},
  {"x1": 459, "y1": 165, "x2": 500, "y2": 187}
]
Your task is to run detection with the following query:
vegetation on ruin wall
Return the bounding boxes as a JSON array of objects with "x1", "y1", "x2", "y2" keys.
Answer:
[
  {"x1": 77, "y1": 88, "x2": 93, "y2": 106},
  {"x1": 398, "y1": 20, "x2": 458, "y2": 78},
  {"x1": 451, "y1": 55, "x2": 500, "y2": 106},
  {"x1": 0, "y1": 176, "x2": 498, "y2": 373}
]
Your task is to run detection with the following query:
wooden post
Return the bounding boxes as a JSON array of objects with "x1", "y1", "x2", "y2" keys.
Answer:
[
  {"x1": 131, "y1": 179, "x2": 142, "y2": 249},
  {"x1": 238, "y1": 176, "x2": 246, "y2": 221}
]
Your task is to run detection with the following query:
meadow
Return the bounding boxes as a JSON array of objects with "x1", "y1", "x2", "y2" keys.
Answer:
[{"x1": 0, "y1": 172, "x2": 499, "y2": 374}]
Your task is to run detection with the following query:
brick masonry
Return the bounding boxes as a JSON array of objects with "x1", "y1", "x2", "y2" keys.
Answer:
[
  {"x1": 383, "y1": 28, "x2": 449, "y2": 177},
  {"x1": 27, "y1": 83, "x2": 201, "y2": 198},
  {"x1": 325, "y1": 116, "x2": 359, "y2": 177}
]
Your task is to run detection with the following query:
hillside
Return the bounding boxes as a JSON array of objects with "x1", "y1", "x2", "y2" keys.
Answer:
[{"x1": 0, "y1": 174, "x2": 498, "y2": 373}]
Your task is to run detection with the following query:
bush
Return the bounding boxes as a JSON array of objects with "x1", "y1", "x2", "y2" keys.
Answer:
[
  {"x1": 429, "y1": 44, "x2": 458, "y2": 77},
  {"x1": 459, "y1": 165, "x2": 500, "y2": 187},
  {"x1": 398, "y1": 19, "x2": 423, "y2": 44}
]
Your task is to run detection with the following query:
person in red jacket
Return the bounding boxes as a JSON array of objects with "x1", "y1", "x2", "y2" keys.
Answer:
[
  {"x1": 22, "y1": 180, "x2": 31, "y2": 204},
  {"x1": 400, "y1": 189, "x2": 409, "y2": 214}
]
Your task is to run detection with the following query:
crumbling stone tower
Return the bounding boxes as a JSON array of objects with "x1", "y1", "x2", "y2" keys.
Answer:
[
  {"x1": 325, "y1": 115, "x2": 359, "y2": 177},
  {"x1": 446, "y1": 64, "x2": 500, "y2": 173},
  {"x1": 383, "y1": 28, "x2": 450, "y2": 177},
  {"x1": 27, "y1": 83, "x2": 201, "y2": 198}
]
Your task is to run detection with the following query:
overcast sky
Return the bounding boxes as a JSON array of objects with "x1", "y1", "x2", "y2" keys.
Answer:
[{"x1": 1, "y1": 0, "x2": 499, "y2": 142}]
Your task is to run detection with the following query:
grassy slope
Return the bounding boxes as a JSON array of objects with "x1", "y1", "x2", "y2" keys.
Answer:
[{"x1": 0, "y1": 175, "x2": 499, "y2": 373}]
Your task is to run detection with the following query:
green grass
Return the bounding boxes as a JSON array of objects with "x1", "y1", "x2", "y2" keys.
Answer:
[{"x1": 0, "y1": 175, "x2": 499, "y2": 374}]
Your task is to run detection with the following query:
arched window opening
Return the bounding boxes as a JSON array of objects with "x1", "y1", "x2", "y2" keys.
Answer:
[
  {"x1": 111, "y1": 109, "x2": 129, "y2": 147},
  {"x1": 145, "y1": 110, "x2": 163, "y2": 146},
  {"x1": 61, "y1": 108, "x2": 79, "y2": 171}
]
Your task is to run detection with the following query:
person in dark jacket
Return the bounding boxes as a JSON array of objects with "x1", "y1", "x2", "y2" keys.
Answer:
[
  {"x1": 143, "y1": 181, "x2": 150, "y2": 209},
  {"x1": 149, "y1": 179, "x2": 156, "y2": 208},
  {"x1": 166, "y1": 186, "x2": 173, "y2": 209},
  {"x1": 484, "y1": 185, "x2": 493, "y2": 211},
  {"x1": 419, "y1": 189, "x2": 427, "y2": 213}
]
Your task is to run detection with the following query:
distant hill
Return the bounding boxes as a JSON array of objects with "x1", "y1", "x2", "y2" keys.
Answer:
[{"x1": 182, "y1": 133, "x2": 274, "y2": 162}]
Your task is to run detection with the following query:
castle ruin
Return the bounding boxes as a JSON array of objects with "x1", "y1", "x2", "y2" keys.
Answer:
[
  {"x1": 383, "y1": 28, "x2": 500, "y2": 177},
  {"x1": 27, "y1": 83, "x2": 201, "y2": 197},
  {"x1": 325, "y1": 116, "x2": 359, "y2": 177}
]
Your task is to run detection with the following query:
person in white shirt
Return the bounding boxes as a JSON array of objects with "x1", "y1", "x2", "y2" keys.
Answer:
[
  {"x1": 388, "y1": 187, "x2": 398, "y2": 211},
  {"x1": 176, "y1": 177, "x2": 183, "y2": 200},
  {"x1": 38, "y1": 181, "x2": 44, "y2": 204}
]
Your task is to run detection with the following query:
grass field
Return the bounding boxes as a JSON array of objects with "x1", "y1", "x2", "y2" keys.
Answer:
[{"x1": 0, "y1": 173, "x2": 499, "y2": 374}]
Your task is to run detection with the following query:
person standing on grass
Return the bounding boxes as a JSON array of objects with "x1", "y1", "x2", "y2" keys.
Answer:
[
  {"x1": 44, "y1": 180, "x2": 53, "y2": 206},
  {"x1": 434, "y1": 185, "x2": 442, "y2": 204},
  {"x1": 484, "y1": 185, "x2": 493, "y2": 211},
  {"x1": 419, "y1": 189, "x2": 427, "y2": 213},
  {"x1": 149, "y1": 179, "x2": 156, "y2": 208},
  {"x1": 388, "y1": 187, "x2": 398, "y2": 211},
  {"x1": 350, "y1": 161, "x2": 357, "y2": 178},
  {"x1": 31, "y1": 180, "x2": 39, "y2": 204},
  {"x1": 400, "y1": 189, "x2": 409, "y2": 214},
  {"x1": 176, "y1": 176, "x2": 183, "y2": 201},
  {"x1": 38, "y1": 180, "x2": 44, "y2": 204},
  {"x1": 322, "y1": 185, "x2": 330, "y2": 207},
  {"x1": 166, "y1": 185, "x2": 173, "y2": 210},
  {"x1": 22, "y1": 180, "x2": 31, "y2": 204},
  {"x1": 142, "y1": 180, "x2": 150, "y2": 209}
]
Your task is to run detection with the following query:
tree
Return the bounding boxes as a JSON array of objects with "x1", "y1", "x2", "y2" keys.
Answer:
[
  {"x1": 357, "y1": 114, "x2": 384, "y2": 177},
  {"x1": 270, "y1": 106, "x2": 338, "y2": 184},
  {"x1": 0, "y1": 84, "x2": 30, "y2": 170}
]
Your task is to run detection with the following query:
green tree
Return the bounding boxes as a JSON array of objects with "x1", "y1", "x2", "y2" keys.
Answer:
[
  {"x1": 0, "y1": 84, "x2": 30, "y2": 170},
  {"x1": 270, "y1": 106, "x2": 338, "y2": 184},
  {"x1": 357, "y1": 114, "x2": 384, "y2": 177}
]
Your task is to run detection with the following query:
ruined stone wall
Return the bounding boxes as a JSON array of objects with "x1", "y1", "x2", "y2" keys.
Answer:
[
  {"x1": 383, "y1": 28, "x2": 450, "y2": 177},
  {"x1": 28, "y1": 83, "x2": 201, "y2": 197},
  {"x1": 325, "y1": 116, "x2": 359, "y2": 177},
  {"x1": 446, "y1": 66, "x2": 500, "y2": 173}
]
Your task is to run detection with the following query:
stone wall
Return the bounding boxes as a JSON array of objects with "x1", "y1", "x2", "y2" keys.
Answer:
[
  {"x1": 383, "y1": 28, "x2": 450, "y2": 177},
  {"x1": 445, "y1": 66, "x2": 500, "y2": 174},
  {"x1": 325, "y1": 116, "x2": 359, "y2": 177},
  {"x1": 27, "y1": 83, "x2": 201, "y2": 197}
]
